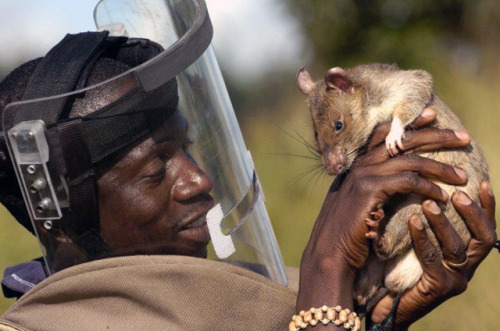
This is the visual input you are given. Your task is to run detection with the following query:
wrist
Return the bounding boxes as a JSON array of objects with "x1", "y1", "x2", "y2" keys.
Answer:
[{"x1": 297, "y1": 253, "x2": 355, "y2": 312}]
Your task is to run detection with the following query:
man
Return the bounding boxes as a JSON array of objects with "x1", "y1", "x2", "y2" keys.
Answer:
[{"x1": 0, "y1": 1, "x2": 496, "y2": 330}]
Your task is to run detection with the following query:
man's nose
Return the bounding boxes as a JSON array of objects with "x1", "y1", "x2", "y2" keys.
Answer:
[{"x1": 172, "y1": 155, "x2": 213, "y2": 201}]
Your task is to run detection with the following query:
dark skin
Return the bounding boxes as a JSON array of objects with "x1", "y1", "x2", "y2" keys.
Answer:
[
  {"x1": 97, "y1": 110, "x2": 214, "y2": 258},
  {"x1": 92, "y1": 105, "x2": 495, "y2": 329},
  {"x1": 297, "y1": 108, "x2": 497, "y2": 329}
]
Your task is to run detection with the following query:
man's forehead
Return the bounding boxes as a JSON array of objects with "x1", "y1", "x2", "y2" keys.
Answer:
[{"x1": 124, "y1": 112, "x2": 188, "y2": 162}]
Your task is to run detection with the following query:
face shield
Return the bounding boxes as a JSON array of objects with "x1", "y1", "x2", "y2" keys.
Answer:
[{"x1": 2, "y1": 0, "x2": 287, "y2": 285}]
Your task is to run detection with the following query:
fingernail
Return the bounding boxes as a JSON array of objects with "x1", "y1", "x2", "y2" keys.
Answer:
[
  {"x1": 441, "y1": 188, "x2": 449, "y2": 200},
  {"x1": 412, "y1": 215, "x2": 424, "y2": 230},
  {"x1": 454, "y1": 130, "x2": 471, "y2": 143},
  {"x1": 421, "y1": 108, "x2": 435, "y2": 119},
  {"x1": 455, "y1": 168, "x2": 467, "y2": 180},
  {"x1": 424, "y1": 200, "x2": 441, "y2": 215},
  {"x1": 458, "y1": 191, "x2": 472, "y2": 205},
  {"x1": 482, "y1": 181, "x2": 493, "y2": 196}
]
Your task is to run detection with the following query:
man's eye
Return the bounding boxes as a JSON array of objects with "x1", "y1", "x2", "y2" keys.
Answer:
[{"x1": 149, "y1": 169, "x2": 166, "y2": 183}]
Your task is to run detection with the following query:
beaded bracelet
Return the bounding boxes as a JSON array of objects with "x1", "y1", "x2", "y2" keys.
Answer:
[{"x1": 289, "y1": 305, "x2": 361, "y2": 330}]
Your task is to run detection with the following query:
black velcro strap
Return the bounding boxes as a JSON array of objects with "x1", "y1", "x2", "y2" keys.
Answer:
[
  {"x1": 17, "y1": 32, "x2": 109, "y2": 125},
  {"x1": 50, "y1": 119, "x2": 100, "y2": 235},
  {"x1": 56, "y1": 119, "x2": 93, "y2": 180}
]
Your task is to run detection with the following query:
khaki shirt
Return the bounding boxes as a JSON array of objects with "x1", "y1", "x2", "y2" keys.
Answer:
[{"x1": 0, "y1": 255, "x2": 297, "y2": 330}]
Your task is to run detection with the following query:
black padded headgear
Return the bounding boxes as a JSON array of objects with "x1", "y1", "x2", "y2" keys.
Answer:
[{"x1": 2, "y1": 31, "x2": 178, "y2": 264}]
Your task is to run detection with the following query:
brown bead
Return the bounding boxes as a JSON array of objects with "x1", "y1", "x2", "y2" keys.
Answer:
[
  {"x1": 303, "y1": 311, "x2": 312, "y2": 323},
  {"x1": 326, "y1": 307, "x2": 336, "y2": 320},
  {"x1": 339, "y1": 310, "x2": 348, "y2": 323},
  {"x1": 354, "y1": 317, "x2": 361, "y2": 330},
  {"x1": 314, "y1": 309, "x2": 323, "y2": 321}
]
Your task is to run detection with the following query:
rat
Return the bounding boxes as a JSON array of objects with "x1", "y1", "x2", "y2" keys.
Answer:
[{"x1": 296, "y1": 63, "x2": 489, "y2": 310}]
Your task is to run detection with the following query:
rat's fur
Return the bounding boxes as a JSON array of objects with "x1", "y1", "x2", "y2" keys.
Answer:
[{"x1": 296, "y1": 63, "x2": 489, "y2": 310}]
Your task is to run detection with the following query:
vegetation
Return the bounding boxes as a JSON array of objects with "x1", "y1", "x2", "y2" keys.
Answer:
[{"x1": 1, "y1": 1, "x2": 499, "y2": 329}]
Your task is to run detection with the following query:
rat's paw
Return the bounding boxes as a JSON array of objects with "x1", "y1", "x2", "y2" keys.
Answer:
[
  {"x1": 385, "y1": 117, "x2": 406, "y2": 156},
  {"x1": 365, "y1": 208, "x2": 385, "y2": 239},
  {"x1": 371, "y1": 208, "x2": 385, "y2": 221},
  {"x1": 385, "y1": 127, "x2": 405, "y2": 156}
]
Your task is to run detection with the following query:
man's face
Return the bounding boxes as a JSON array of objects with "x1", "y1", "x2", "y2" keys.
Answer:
[{"x1": 97, "y1": 110, "x2": 214, "y2": 258}]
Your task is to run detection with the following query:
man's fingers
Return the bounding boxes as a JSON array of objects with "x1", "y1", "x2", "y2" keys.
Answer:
[
  {"x1": 412, "y1": 108, "x2": 436, "y2": 128},
  {"x1": 453, "y1": 191, "x2": 497, "y2": 247},
  {"x1": 452, "y1": 190, "x2": 497, "y2": 279},
  {"x1": 422, "y1": 200, "x2": 467, "y2": 264},
  {"x1": 376, "y1": 172, "x2": 449, "y2": 203},
  {"x1": 365, "y1": 154, "x2": 467, "y2": 185},
  {"x1": 479, "y1": 181, "x2": 496, "y2": 229},
  {"x1": 402, "y1": 129, "x2": 470, "y2": 154},
  {"x1": 408, "y1": 215, "x2": 443, "y2": 275},
  {"x1": 355, "y1": 128, "x2": 470, "y2": 167},
  {"x1": 367, "y1": 123, "x2": 391, "y2": 150},
  {"x1": 365, "y1": 108, "x2": 437, "y2": 151}
]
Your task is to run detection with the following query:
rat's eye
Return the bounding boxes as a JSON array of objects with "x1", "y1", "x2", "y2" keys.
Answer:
[{"x1": 334, "y1": 120, "x2": 343, "y2": 132}]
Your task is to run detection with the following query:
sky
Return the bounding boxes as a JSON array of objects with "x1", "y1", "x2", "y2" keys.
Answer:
[{"x1": 0, "y1": 0, "x2": 307, "y2": 82}]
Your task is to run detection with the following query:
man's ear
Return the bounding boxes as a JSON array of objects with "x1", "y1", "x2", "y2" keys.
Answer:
[{"x1": 324, "y1": 67, "x2": 353, "y2": 93}]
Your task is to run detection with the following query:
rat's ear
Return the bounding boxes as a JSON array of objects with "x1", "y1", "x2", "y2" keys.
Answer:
[
  {"x1": 325, "y1": 67, "x2": 353, "y2": 93},
  {"x1": 296, "y1": 67, "x2": 315, "y2": 95}
]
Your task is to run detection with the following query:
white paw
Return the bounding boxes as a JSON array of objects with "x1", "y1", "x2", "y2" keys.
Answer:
[{"x1": 385, "y1": 118, "x2": 406, "y2": 156}]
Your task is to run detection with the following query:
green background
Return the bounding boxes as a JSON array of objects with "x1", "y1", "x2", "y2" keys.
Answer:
[{"x1": 1, "y1": 1, "x2": 499, "y2": 329}]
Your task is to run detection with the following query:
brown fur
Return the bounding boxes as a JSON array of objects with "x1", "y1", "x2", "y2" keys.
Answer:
[{"x1": 296, "y1": 63, "x2": 489, "y2": 309}]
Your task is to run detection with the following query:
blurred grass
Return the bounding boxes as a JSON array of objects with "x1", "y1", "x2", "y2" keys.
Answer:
[
  {"x1": 240, "y1": 61, "x2": 500, "y2": 330},
  {"x1": 1, "y1": 64, "x2": 498, "y2": 329},
  {"x1": 0, "y1": 206, "x2": 40, "y2": 313},
  {"x1": 1, "y1": 10, "x2": 499, "y2": 330}
]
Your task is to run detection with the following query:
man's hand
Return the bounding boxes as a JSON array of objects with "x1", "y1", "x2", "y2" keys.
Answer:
[
  {"x1": 370, "y1": 182, "x2": 497, "y2": 329},
  {"x1": 297, "y1": 108, "x2": 471, "y2": 316}
]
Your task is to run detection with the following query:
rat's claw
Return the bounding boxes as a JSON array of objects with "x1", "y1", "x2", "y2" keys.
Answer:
[
  {"x1": 365, "y1": 218, "x2": 379, "y2": 239},
  {"x1": 365, "y1": 208, "x2": 385, "y2": 239},
  {"x1": 386, "y1": 118, "x2": 405, "y2": 156},
  {"x1": 370, "y1": 208, "x2": 385, "y2": 221},
  {"x1": 396, "y1": 137, "x2": 404, "y2": 151},
  {"x1": 385, "y1": 139, "x2": 396, "y2": 156}
]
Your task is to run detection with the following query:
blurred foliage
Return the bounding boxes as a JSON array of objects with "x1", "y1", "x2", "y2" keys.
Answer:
[
  {"x1": 1, "y1": 0, "x2": 499, "y2": 329},
  {"x1": 232, "y1": 1, "x2": 500, "y2": 330}
]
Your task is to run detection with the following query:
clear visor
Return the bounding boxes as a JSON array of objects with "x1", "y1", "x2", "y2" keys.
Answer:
[{"x1": 3, "y1": 0, "x2": 287, "y2": 285}]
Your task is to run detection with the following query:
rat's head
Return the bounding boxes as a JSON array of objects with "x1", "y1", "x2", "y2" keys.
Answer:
[{"x1": 296, "y1": 67, "x2": 366, "y2": 175}]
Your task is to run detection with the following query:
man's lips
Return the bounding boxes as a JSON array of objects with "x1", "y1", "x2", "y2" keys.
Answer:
[
  {"x1": 182, "y1": 215, "x2": 207, "y2": 229},
  {"x1": 177, "y1": 199, "x2": 214, "y2": 243},
  {"x1": 178, "y1": 222, "x2": 210, "y2": 243}
]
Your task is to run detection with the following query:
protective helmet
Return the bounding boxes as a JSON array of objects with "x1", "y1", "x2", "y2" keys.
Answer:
[{"x1": 1, "y1": 0, "x2": 287, "y2": 285}]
